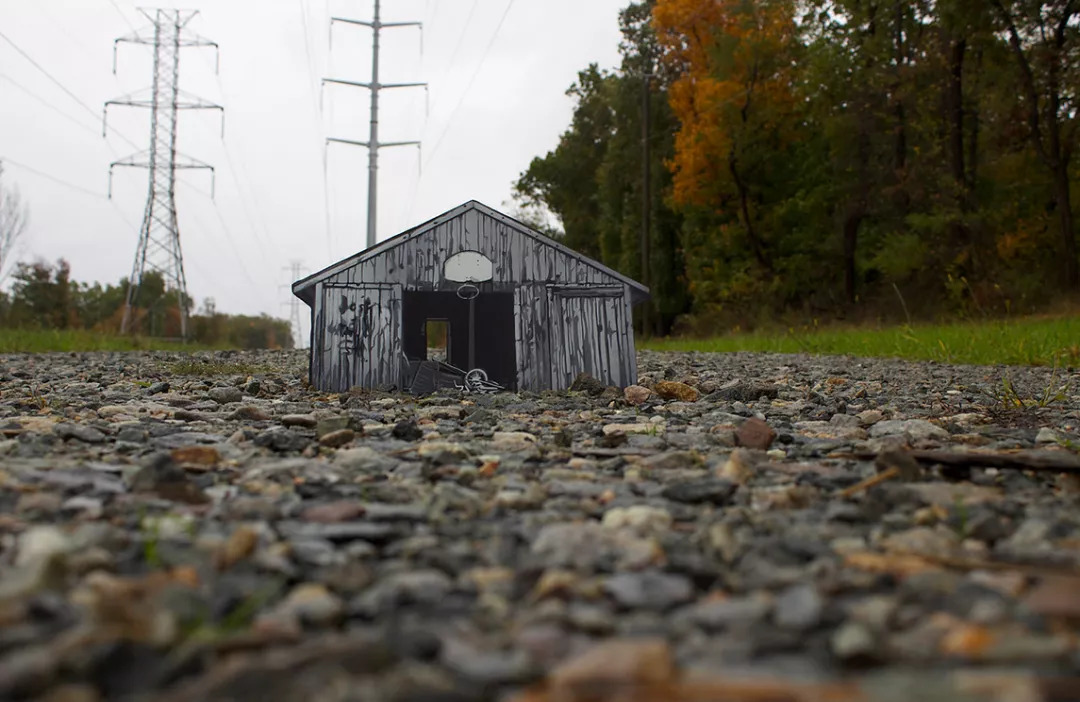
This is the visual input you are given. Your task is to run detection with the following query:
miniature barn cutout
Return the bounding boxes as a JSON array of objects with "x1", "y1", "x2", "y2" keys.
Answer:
[{"x1": 292, "y1": 200, "x2": 650, "y2": 394}]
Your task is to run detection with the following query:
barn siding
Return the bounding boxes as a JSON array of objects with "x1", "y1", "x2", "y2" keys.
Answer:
[
  {"x1": 316, "y1": 283, "x2": 402, "y2": 392},
  {"x1": 547, "y1": 286, "x2": 631, "y2": 389}
]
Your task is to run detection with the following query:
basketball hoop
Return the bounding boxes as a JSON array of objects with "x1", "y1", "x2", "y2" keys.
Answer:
[{"x1": 456, "y1": 283, "x2": 480, "y2": 300}]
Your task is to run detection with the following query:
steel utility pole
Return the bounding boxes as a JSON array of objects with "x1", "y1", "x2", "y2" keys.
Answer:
[
  {"x1": 641, "y1": 70, "x2": 652, "y2": 340},
  {"x1": 323, "y1": 0, "x2": 425, "y2": 249},
  {"x1": 104, "y1": 8, "x2": 223, "y2": 339}
]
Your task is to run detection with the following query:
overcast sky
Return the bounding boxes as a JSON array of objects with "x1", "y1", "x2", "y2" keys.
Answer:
[{"x1": 0, "y1": 0, "x2": 629, "y2": 343}]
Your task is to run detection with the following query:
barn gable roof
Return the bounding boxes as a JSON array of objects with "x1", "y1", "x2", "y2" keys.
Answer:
[{"x1": 291, "y1": 200, "x2": 650, "y2": 305}]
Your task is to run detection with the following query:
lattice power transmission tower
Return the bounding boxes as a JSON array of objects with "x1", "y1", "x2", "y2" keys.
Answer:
[
  {"x1": 281, "y1": 260, "x2": 308, "y2": 348},
  {"x1": 104, "y1": 8, "x2": 223, "y2": 338},
  {"x1": 324, "y1": 0, "x2": 426, "y2": 249}
]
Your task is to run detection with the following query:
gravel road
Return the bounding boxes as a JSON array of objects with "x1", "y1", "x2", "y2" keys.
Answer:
[{"x1": 1, "y1": 348, "x2": 1079, "y2": 702}]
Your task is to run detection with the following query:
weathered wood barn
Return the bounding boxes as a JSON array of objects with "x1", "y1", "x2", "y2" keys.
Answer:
[{"x1": 292, "y1": 200, "x2": 650, "y2": 393}]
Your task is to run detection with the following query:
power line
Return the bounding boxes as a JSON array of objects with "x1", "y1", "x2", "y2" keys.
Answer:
[
  {"x1": 39, "y1": 3, "x2": 108, "y2": 67},
  {"x1": 0, "y1": 29, "x2": 142, "y2": 153},
  {"x1": 193, "y1": 50, "x2": 273, "y2": 265},
  {"x1": 423, "y1": 0, "x2": 517, "y2": 168},
  {"x1": 0, "y1": 156, "x2": 106, "y2": 200},
  {"x1": 0, "y1": 73, "x2": 102, "y2": 139},
  {"x1": 105, "y1": 0, "x2": 140, "y2": 34},
  {"x1": 297, "y1": 0, "x2": 321, "y2": 116},
  {"x1": 436, "y1": 0, "x2": 480, "y2": 90}
]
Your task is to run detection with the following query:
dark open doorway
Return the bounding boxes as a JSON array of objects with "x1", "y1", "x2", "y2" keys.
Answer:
[{"x1": 403, "y1": 290, "x2": 517, "y2": 390}]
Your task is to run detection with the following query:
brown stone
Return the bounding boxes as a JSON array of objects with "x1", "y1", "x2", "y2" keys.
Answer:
[
  {"x1": 301, "y1": 500, "x2": 366, "y2": 524},
  {"x1": 215, "y1": 526, "x2": 259, "y2": 570},
  {"x1": 735, "y1": 417, "x2": 776, "y2": 450},
  {"x1": 623, "y1": 385, "x2": 653, "y2": 406},
  {"x1": 36, "y1": 684, "x2": 101, "y2": 702},
  {"x1": 170, "y1": 446, "x2": 221, "y2": 467},
  {"x1": 1023, "y1": 576, "x2": 1080, "y2": 621},
  {"x1": 230, "y1": 405, "x2": 271, "y2": 421},
  {"x1": 717, "y1": 448, "x2": 756, "y2": 484},
  {"x1": 548, "y1": 638, "x2": 674, "y2": 691},
  {"x1": 653, "y1": 381, "x2": 699, "y2": 403},
  {"x1": 281, "y1": 414, "x2": 317, "y2": 428},
  {"x1": 319, "y1": 428, "x2": 355, "y2": 448}
]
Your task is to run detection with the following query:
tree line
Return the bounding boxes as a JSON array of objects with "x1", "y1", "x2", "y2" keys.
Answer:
[
  {"x1": 0, "y1": 258, "x2": 294, "y2": 349},
  {"x1": 513, "y1": 0, "x2": 1080, "y2": 335}
]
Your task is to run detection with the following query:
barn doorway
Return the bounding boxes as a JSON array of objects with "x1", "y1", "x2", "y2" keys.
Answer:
[{"x1": 403, "y1": 290, "x2": 517, "y2": 389}]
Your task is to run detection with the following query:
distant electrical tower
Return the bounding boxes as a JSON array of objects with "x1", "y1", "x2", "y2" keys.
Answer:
[
  {"x1": 324, "y1": 0, "x2": 425, "y2": 249},
  {"x1": 281, "y1": 259, "x2": 308, "y2": 348},
  {"x1": 104, "y1": 8, "x2": 223, "y2": 339}
]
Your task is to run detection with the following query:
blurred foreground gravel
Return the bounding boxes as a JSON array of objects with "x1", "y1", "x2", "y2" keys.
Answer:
[{"x1": 1, "y1": 348, "x2": 1079, "y2": 702}]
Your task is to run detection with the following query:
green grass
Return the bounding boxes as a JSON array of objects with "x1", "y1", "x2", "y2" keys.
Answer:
[
  {"x1": 0, "y1": 328, "x2": 224, "y2": 354},
  {"x1": 166, "y1": 360, "x2": 277, "y2": 376},
  {"x1": 643, "y1": 314, "x2": 1080, "y2": 368}
]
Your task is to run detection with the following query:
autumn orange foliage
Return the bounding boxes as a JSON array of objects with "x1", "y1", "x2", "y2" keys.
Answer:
[{"x1": 652, "y1": 0, "x2": 799, "y2": 209}]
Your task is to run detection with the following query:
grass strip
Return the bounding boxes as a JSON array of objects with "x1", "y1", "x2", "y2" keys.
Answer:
[
  {"x1": 643, "y1": 315, "x2": 1080, "y2": 367},
  {"x1": 0, "y1": 328, "x2": 225, "y2": 354}
]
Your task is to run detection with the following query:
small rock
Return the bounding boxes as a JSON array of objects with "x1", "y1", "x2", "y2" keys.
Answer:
[
  {"x1": 147, "y1": 381, "x2": 170, "y2": 395},
  {"x1": 686, "y1": 595, "x2": 772, "y2": 630},
  {"x1": 282, "y1": 414, "x2": 317, "y2": 428},
  {"x1": 302, "y1": 501, "x2": 366, "y2": 523},
  {"x1": 316, "y1": 416, "x2": 351, "y2": 437},
  {"x1": 208, "y1": 386, "x2": 243, "y2": 405},
  {"x1": 548, "y1": 638, "x2": 674, "y2": 690},
  {"x1": 532, "y1": 523, "x2": 662, "y2": 571},
  {"x1": 624, "y1": 385, "x2": 653, "y2": 405},
  {"x1": 654, "y1": 380, "x2": 699, "y2": 403},
  {"x1": 735, "y1": 417, "x2": 776, "y2": 450},
  {"x1": 570, "y1": 373, "x2": 606, "y2": 396},
  {"x1": 319, "y1": 428, "x2": 355, "y2": 448},
  {"x1": 417, "y1": 441, "x2": 470, "y2": 464},
  {"x1": 1035, "y1": 427, "x2": 1062, "y2": 444},
  {"x1": 116, "y1": 426, "x2": 148, "y2": 443},
  {"x1": 269, "y1": 582, "x2": 344, "y2": 627},
  {"x1": 602, "y1": 506, "x2": 673, "y2": 535},
  {"x1": 125, "y1": 453, "x2": 209, "y2": 504},
  {"x1": 869, "y1": 419, "x2": 949, "y2": 441},
  {"x1": 710, "y1": 379, "x2": 781, "y2": 401},
  {"x1": 16, "y1": 492, "x2": 63, "y2": 515},
  {"x1": 214, "y1": 526, "x2": 259, "y2": 570},
  {"x1": 230, "y1": 405, "x2": 270, "y2": 421},
  {"x1": 832, "y1": 621, "x2": 879, "y2": 662},
  {"x1": 335, "y1": 447, "x2": 397, "y2": 473},
  {"x1": 602, "y1": 423, "x2": 658, "y2": 436},
  {"x1": 350, "y1": 570, "x2": 454, "y2": 616},
  {"x1": 170, "y1": 445, "x2": 221, "y2": 467},
  {"x1": 1022, "y1": 576, "x2": 1080, "y2": 621},
  {"x1": 603, "y1": 571, "x2": 694, "y2": 610},
  {"x1": 253, "y1": 429, "x2": 310, "y2": 453},
  {"x1": 642, "y1": 450, "x2": 702, "y2": 471},
  {"x1": 717, "y1": 448, "x2": 757, "y2": 483},
  {"x1": 0, "y1": 645, "x2": 59, "y2": 700},
  {"x1": 856, "y1": 409, "x2": 885, "y2": 426},
  {"x1": 392, "y1": 419, "x2": 423, "y2": 441},
  {"x1": 54, "y1": 423, "x2": 107, "y2": 444},
  {"x1": 774, "y1": 583, "x2": 824, "y2": 631},
  {"x1": 661, "y1": 478, "x2": 736, "y2": 505}
]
